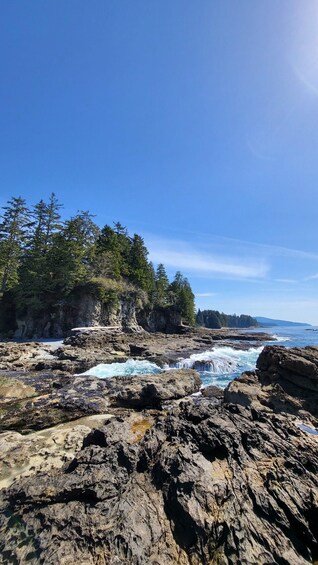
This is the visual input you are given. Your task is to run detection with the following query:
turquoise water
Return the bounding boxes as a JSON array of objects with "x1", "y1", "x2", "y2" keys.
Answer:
[{"x1": 82, "y1": 326, "x2": 318, "y2": 389}]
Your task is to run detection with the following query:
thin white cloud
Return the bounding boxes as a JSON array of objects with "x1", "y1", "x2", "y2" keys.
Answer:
[
  {"x1": 274, "y1": 278, "x2": 298, "y2": 284},
  {"x1": 148, "y1": 237, "x2": 269, "y2": 279},
  {"x1": 195, "y1": 292, "x2": 217, "y2": 297},
  {"x1": 304, "y1": 273, "x2": 318, "y2": 281}
]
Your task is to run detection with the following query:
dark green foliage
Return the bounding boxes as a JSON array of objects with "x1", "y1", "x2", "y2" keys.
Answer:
[
  {"x1": 168, "y1": 272, "x2": 196, "y2": 325},
  {"x1": 196, "y1": 309, "x2": 259, "y2": 329},
  {"x1": 44, "y1": 211, "x2": 99, "y2": 295},
  {"x1": 16, "y1": 194, "x2": 63, "y2": 310},
  {"x1": 0, "y1": 195, "x2": 196, "y2": 331},
  {"x1": 196, "y1": 308, "x2": 204, "y2": 326},
  {"x1": 0, "y1": 197, "x2": 30, "y2": 294},
  {"x1": 155, "y1": 263, "x2": 169, "y2": 306},
  {"x1": 95, "y1": 225, "x2": 122, "y2": 279}
]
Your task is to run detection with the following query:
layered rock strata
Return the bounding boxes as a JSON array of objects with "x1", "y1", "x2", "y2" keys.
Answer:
[{"x1": 0, "y1": 345, "x2": 317, "y2": 564}]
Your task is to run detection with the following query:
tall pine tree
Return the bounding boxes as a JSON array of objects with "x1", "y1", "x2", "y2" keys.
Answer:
[
  {"x1": 0, "y1": 197, "x2": 30, "y2": 295},
  {"x1": 155, "y1": 263, "x2": 169, "y2": 305},
  {"x1": 17, "y1": 194, "x2": 63, "y2": 308}
]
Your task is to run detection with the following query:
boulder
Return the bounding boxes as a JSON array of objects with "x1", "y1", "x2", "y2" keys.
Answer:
[
  {"x1": 256, "y1": 345, "x2": 318, "y2": 417},
  {"x1": 105, "y1": 369, "x2": 201, "y2": 408}
]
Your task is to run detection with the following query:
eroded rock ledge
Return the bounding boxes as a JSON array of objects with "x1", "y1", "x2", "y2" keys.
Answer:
[{"x1": 0, "y1": 345, "x2": 317, "y2": 564}]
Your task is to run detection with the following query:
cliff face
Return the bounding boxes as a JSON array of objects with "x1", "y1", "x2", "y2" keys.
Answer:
[
  {"x1": 11, "y1": 291, "x2": 185, "y2": 339},
  {"x1": 137, "y1": 305, "x2": 183, "y2": 333},
  {"x1": 14, "y1": 290, "x2": 143, "y2": 339}
]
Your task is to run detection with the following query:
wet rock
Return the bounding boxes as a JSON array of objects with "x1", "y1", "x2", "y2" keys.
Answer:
[
  {"x1": 0, "y1": 373, "x2": 110, "y2": 432},
  {"x1": 0, "y1": 414, "x2": 112, "y2": 490},
  {"x1": 0, "y1": 327, "x2": 273, "y2": 373}
]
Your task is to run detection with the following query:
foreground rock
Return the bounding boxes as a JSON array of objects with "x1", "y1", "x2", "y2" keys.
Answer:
[
  {"x1": 0, "y1": 414, "x2": 112, "y2": 490},
  {"x1": 1, "y1": 344, "x2": 318, "y2": 564},
  {"x1": 0, "y1": 399, "x2": 317, "y2": 565},
  {"x1": 224, "y1": 345, "x2": 318, "y2": 421},
  {"x1": 0, "y1": 369, "x2": 200, "y2": 432},
  {"x1": 257, "y1": 345, "x2": 318, "y2": 417}
]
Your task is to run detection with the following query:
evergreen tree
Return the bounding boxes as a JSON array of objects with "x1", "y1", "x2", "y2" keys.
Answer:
[
  {"x1": 0, "y1": 197, "x2": 30, "y2": 295},
  {"x1": 113, "y1": 222, "x2": 132, "y2": 277},
  {"x1": 42, "y1": 193, "x2": 63, "y2": 250},
  {"x1": 129, "y1": 234, "x2": 153, "y2": 292},
  {"x1": 95, "y1": 225, "x2": 122, "y2": 279},
  {"x1": 17, "y1": 194, "x2": 63, "y2": 308},
  {"x1": 169, "y1": 272, "x2": 195, "y2": 325},
  {"x1": 196, "y1": 308, "x2": 204, "y2": 326},
  {"x1": 155, "y1": 263, "x2": 169, "y2": 305},
  {"x1": 147, "y1": 262, "x2": 157, "y2": 305},
  {"x1": 197, "y1": 309, "x2": 258, "y2": 329},
  {"x1": 46, "y1": 211, "x2": 99, "y2": 295}
]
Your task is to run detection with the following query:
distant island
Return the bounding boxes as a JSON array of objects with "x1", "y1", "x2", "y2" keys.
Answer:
[{"x1": 255, "y1": 316, "x2": 311, "y2": 327}]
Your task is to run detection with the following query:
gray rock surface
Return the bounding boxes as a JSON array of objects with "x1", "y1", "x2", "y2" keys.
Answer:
[
  {"x1": 105, "y1": 368, "x2": 201, "y2": 408},
  {"x1": 0, "y1": 400, "x2": 317, "y2": 564},
  {"x1": 1, "y1": 344, "x2": 318, "y2": 564},
  {"x1": 0, "y1": 369, "x2": 200, "y2": 432}
]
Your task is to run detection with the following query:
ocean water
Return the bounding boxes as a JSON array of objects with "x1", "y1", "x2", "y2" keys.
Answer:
[{"x1": 82, "y1": 326, "x2": 318, "y2": 389}]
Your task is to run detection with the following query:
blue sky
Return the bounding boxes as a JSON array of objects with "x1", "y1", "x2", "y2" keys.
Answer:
[{"x1": 1, "y1": 1, "x2": 318, "y2": 323}]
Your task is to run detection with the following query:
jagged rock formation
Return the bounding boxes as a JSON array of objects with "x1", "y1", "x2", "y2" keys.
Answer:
[
  {"x1": 257, "y1": 345, "x2": 318, "y2": 417},
  {"x1": 0, "y1": 399, "x2": 317, "y2": 564},
  {"x1": 0, "y1": 344, "x2": 318, "y2": 564}
]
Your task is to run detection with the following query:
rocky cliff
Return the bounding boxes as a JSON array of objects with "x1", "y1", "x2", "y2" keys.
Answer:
[
  {"x1": 13, "y1": 288, "x2": 143, "y2": 339},
  {"x1": 5, "y1": 287, "x2": 187, "y2": 339}
]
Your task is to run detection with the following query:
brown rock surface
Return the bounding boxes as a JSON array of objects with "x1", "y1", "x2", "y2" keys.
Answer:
[
  {"x1": 0, "y1": 400, "x2": 317, "y2": 564},
  {"x1": 105, "y1": 368, "x2": 201, "y2": 408},
  {"x1": 1, "y1": 343, "x2": 318, "y2": 564},
  {"x1": 0, "y1": 369, "x2": 200, "y2": 432},
  {"x1": 256, "y1": 345, "x2": 318, "y2": 418}
]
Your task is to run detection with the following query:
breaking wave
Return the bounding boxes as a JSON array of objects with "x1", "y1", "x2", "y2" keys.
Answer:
[
  {"x1": 80, "y1": 346, "x2": 264, "y2": 389},
  {"x1": 271, "y1": 334, "x2": 290, "y2": 342},
  {"x1": 175, "y1": 346, "x2": 263, "y2": 374},
  {"x1": 81, "y1": 359, "x2": 162, "y2": 378}
]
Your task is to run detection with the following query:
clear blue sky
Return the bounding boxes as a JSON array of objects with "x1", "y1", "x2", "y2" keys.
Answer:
[{"x1": 1, "y1": 1, "x2": 318, "y2": 323}]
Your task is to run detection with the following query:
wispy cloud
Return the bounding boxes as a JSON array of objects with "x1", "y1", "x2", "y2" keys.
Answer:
[
  {"x1": 304, "y1": 273, "x2": 318, "y2": 281},
  {"x1": 274, "y1": 278, "x2": 297, "y2": 284},
  {"x1": 195, "y1": 292, "x2": 217, "y2": 297},
  {"x1": 148, "y1": 237, "x2": 269, "y2": 279}
]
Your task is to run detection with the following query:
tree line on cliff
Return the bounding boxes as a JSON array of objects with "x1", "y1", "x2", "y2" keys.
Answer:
[
  {"x1": 0, "y1": 195, "x2": 196, "y2": 330},
  {"x1": 196, "y1": 309, "x2": 259, "y2": 329}
]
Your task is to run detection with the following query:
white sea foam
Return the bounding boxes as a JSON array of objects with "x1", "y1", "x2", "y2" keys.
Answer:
[
  {"x1": 80, "y1": 346, "x2": 263, "y2": 389},
  {"x1": 175, "y1": 346, "x2": 264, "y2": 375},
  {"x1": 271, "y1": 335, "x2": 290, "y2": 342},
  {"x1": 80, "y1": 359, "x2": 162, "y2": 379}
]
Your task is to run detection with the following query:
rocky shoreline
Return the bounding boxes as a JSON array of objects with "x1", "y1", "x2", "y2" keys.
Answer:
[
  {"x1": 0, "y1": 326, "x2": 272, "y2": 373},
  {"x1": 0, "y1": 329, "x2": 317, "y2": 564}
]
